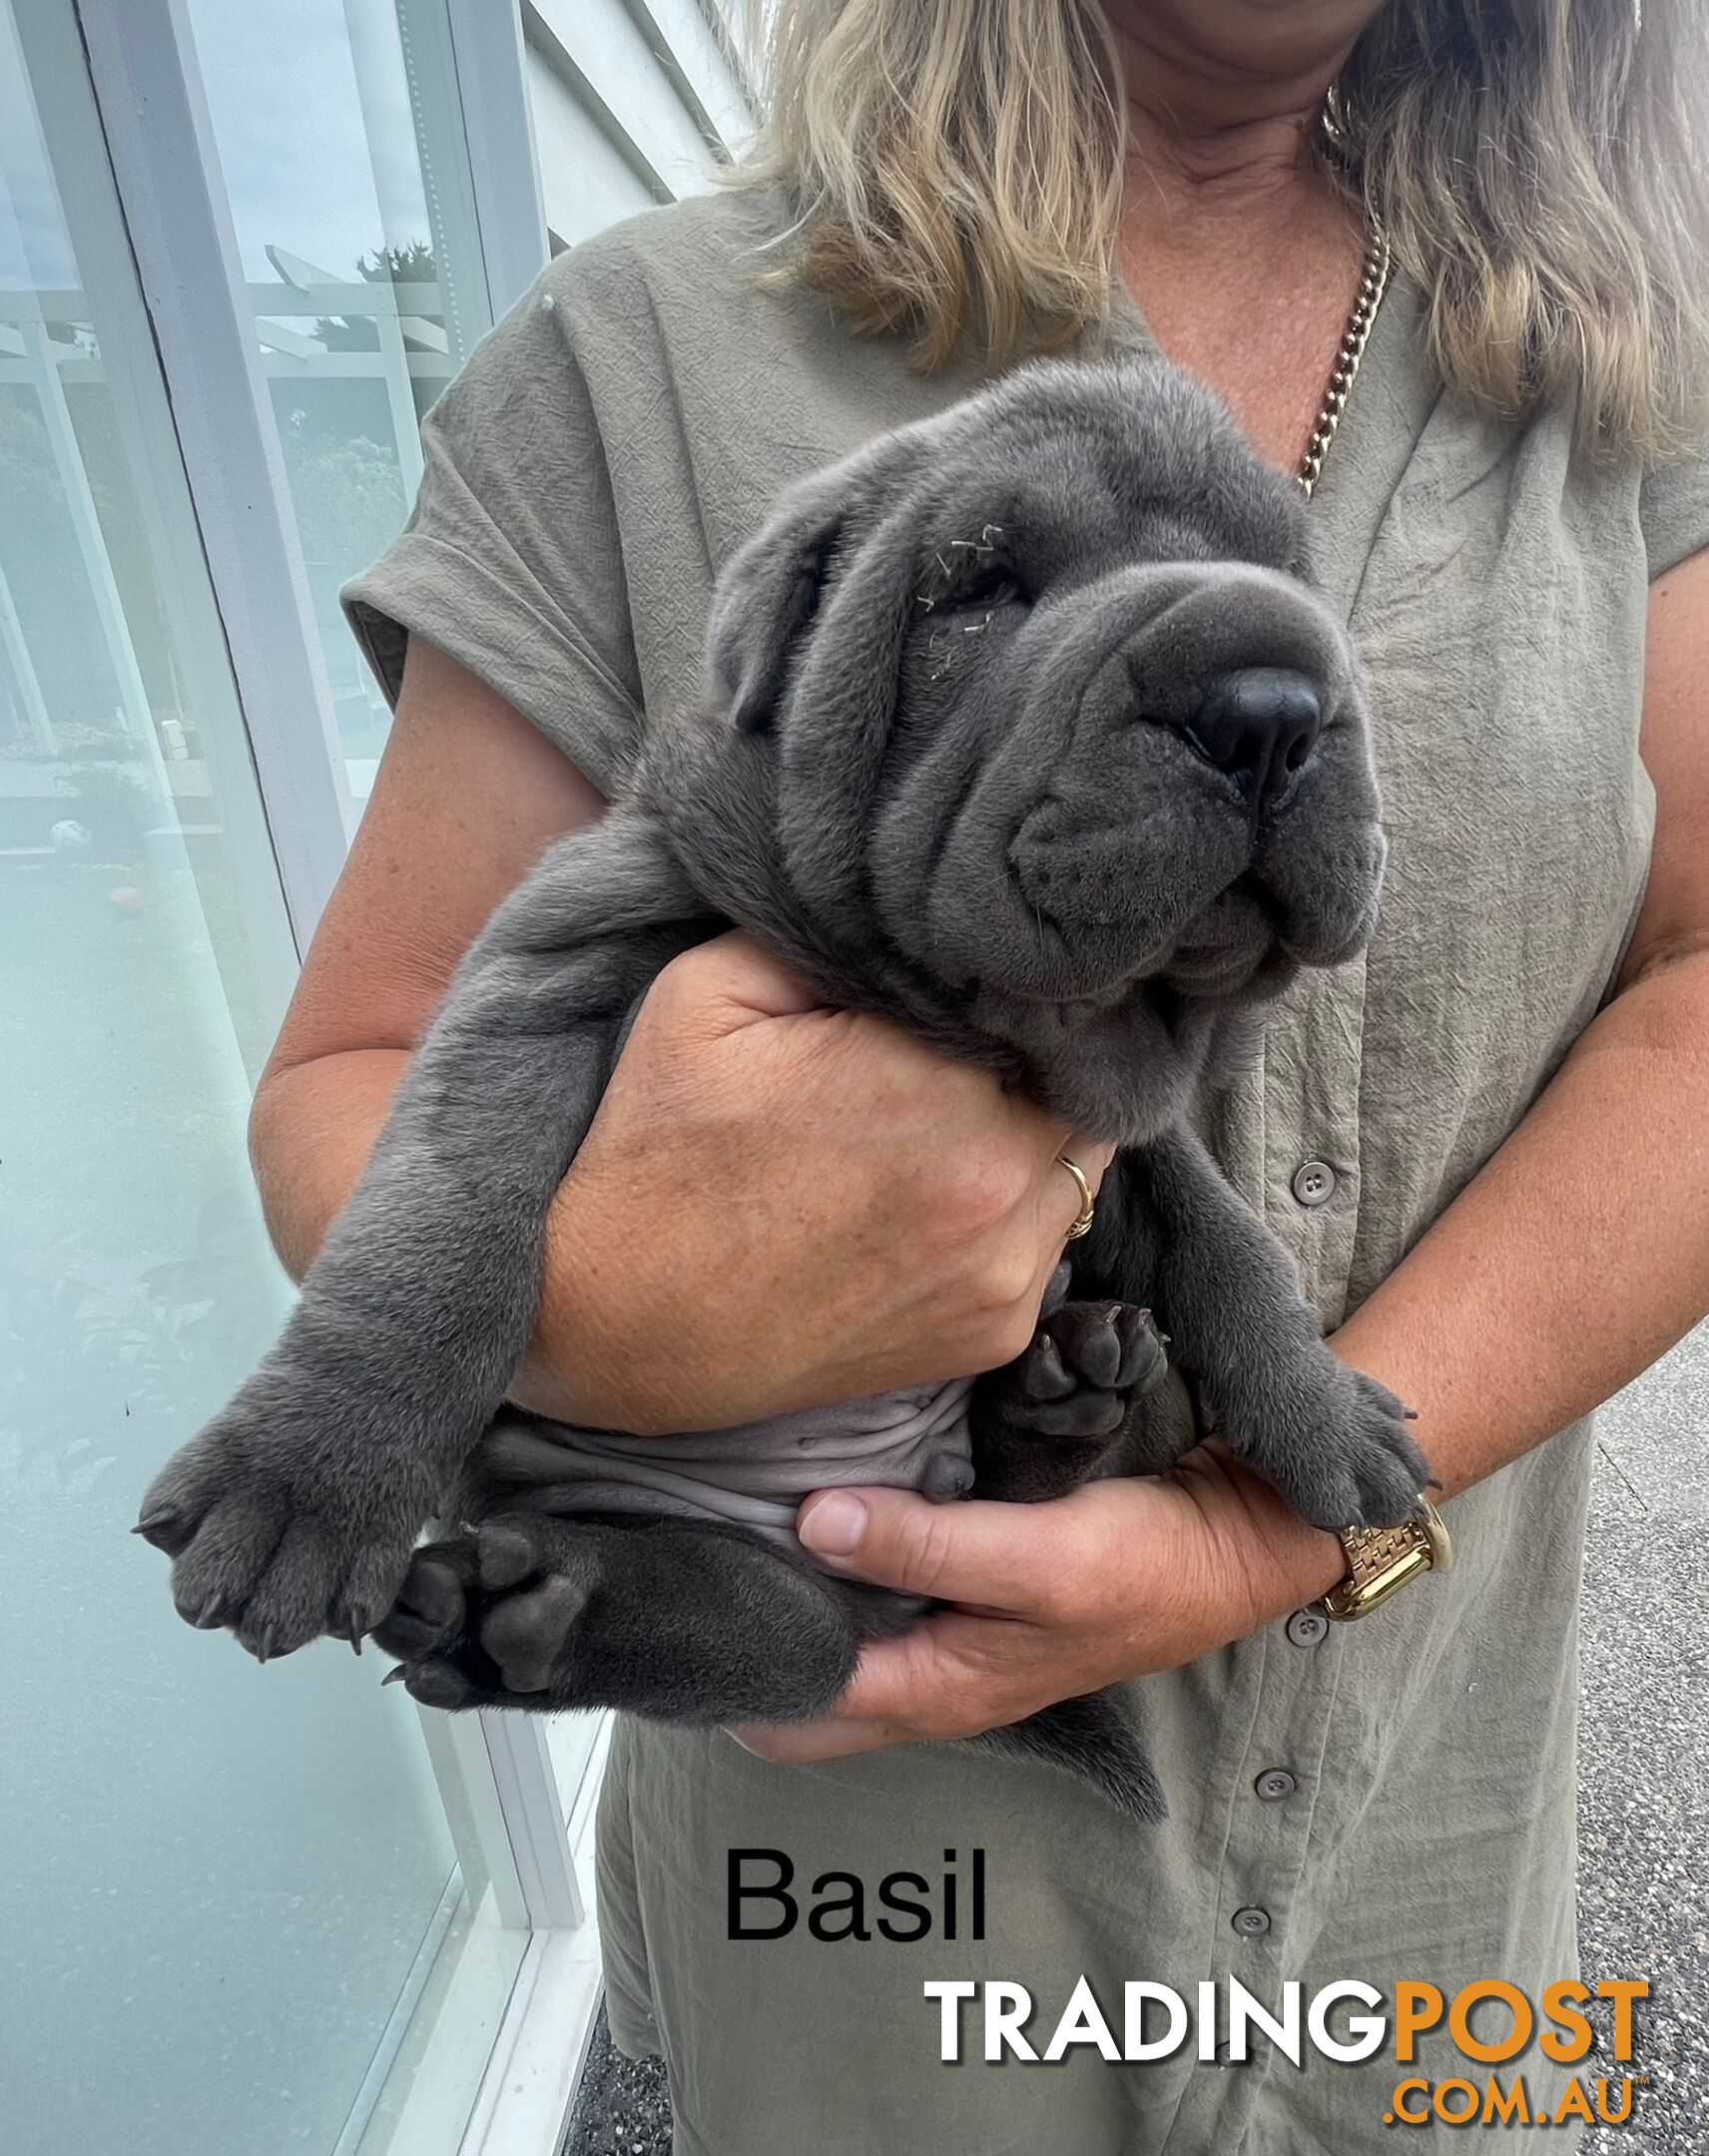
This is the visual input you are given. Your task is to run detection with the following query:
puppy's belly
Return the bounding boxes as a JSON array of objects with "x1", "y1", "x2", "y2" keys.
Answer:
[{"x1": 465, "y1": 1379, "x2": 974, "y2": 1563}]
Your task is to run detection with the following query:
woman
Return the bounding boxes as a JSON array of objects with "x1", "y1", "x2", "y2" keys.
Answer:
[{"x1": 293, "y1": 1, "x2": 1707, "y2": 2147}]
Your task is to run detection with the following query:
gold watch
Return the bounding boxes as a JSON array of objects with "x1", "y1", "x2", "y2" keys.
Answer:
[{"x1": 1313, "y1": 1494, "x2": 1452, "y2": 1622}]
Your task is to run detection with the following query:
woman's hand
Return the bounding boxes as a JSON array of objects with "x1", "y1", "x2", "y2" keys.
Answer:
[
  {"x1": 730, "y1": 1445, "x2": 1346, "y2": 1763},
  {"x1": 514, "y1": 930, "x2": 1110, "y2": 1434}
]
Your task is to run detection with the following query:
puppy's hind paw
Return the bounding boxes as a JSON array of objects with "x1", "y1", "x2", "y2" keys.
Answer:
[
  {"x1": 971, "y1": 1300, "x2": 1170, "y2": 1503},
  {"x1": 375, "y1": 1515, "x2": 607, "y2": 1710},
  {"x1": 478, "y1": 1572, "x2": 590, "y2": 1694},
  {"x1": 370, "y1": 1537, "x2": 478, "y2": 1665},
  {"x1": 1011, "y1": 1301, "x2": 1168, "y2": 1437}
]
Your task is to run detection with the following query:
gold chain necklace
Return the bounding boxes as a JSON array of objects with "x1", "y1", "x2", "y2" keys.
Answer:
[{"x1": 1297, "y1": 220, "x2": 1392, "y2": 499}]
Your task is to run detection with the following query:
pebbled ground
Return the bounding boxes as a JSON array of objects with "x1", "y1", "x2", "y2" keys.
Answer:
[{"x1": 564, "y1": 1328, "x2": 1709, "y2": 2155}]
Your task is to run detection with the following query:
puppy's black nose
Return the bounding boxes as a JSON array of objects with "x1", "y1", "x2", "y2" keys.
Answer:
[{"x1": 1182, "y1": 668, "x2": 1322, "y2": 806}]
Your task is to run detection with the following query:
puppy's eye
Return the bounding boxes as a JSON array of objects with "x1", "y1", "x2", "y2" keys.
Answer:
[{"x1": 950, "y1": 564, "x2": 1026, "y2": 611}]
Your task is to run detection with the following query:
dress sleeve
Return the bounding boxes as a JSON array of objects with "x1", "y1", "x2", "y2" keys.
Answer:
[
  {"x1": 1638, "y1": 436, "x2": 1709, "y2": 584},
  {"x1": 340, "y1": 264, "x2": 644, "y2": 800}
]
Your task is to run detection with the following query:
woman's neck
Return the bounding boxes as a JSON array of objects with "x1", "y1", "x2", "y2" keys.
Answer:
[
  {"x1": 1103, "y1": 5, "x2": 1385, "y2": 477},
  {"x1": 1108, "y1": 4, "x2": 1375, "y2": 218}
]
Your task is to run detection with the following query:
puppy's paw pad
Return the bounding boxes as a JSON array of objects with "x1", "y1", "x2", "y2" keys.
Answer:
[
  {"x1": 474, "y1": 1519, "x2": 542, "y2": 1591},
  {"x1": 1020, "y1": 1332, "x2": 1076, "y2": 1402},
  {"x1": 478, "y1": 1575, "x2": 589, "y2": 1693},
  {"x1": 1047, "y1": 1302, "x2": 1166, "y2": 1395},
  {"x1": 1110, "y1": 1305, "x2": 1169, "y2": 1392},
  {"x1": 1046, "y1": 1302, "x2": 1127, "y2": 1389},
  {"x1": 371, "y1": 1541, "x2": 475, "y2": 1661},
  {"x1": 921, "y1": 1448, "x2": 976, "y2": 1500},
  {"x1": 1005, "y1": 1302, "x2": 1167, "y2": 1438}
]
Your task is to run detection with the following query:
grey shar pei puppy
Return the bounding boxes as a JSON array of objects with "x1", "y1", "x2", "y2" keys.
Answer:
[{"x1": 138, "y1": 357, "x2": 1428, "y2": 1822}]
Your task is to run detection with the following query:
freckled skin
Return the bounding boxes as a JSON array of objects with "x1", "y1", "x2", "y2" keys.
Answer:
[{"x1": 136, "y1": 357, "x2": 1424, "y2": 1821}]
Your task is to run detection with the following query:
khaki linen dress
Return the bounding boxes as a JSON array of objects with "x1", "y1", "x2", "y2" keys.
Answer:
[{"x1": 344, "y1": 189, "x2": 1709, "y2": 2155}]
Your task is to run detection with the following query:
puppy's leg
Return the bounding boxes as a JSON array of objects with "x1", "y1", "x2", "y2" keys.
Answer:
[
  {"x1": 137, "y1": 814, "x2": 719, "y2": 1660},
  {"x1": 970, "y1": 1300, "x2": 1170, "y2": 1502},
  {"x1": 382, "y1": 1514, "x2": 1166, "y2": 1821},
  {"x1": 374, "y1": 1515, "x2": 869, "y2": 1726},
  {"x1": 1126, "y1": 1126, "x2": 1429, "y2": 1529}
]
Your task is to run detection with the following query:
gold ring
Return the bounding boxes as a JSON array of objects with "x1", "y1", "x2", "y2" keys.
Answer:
[{"x1": 1055, "y1": 1153, "x2": 1095, "y2": 1241}]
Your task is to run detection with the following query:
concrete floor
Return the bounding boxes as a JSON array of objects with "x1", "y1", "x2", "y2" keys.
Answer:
[
  {"x1": 565, "y1": 1328, "x2": 1709, "y2": 2155},
  {"x1": 1576, "y1": 1323, "x2": 1708, "y2": 2151}
]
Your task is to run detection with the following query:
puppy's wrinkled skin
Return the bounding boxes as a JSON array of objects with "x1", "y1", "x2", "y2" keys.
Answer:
[{"x1": 138, "y1": 358, "x2": 1426, "y2": 1818}]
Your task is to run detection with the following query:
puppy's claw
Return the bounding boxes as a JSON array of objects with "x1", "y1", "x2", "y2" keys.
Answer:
[
  {"x1": 1020, "y1": 1333, "x2": 1074, "y2": 1401},
  {"x1": 406, "y1": 1660, "x2": 476, "y2": 1710},
  {"x1": 1113, "y1": 1307, "x2": 1169, "y2": 1392},
  {"x1": 381, "y1": 1663, "x2": 409, "y2": 1687}
]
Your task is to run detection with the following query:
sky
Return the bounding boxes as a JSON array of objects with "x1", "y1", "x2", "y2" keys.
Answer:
[
  {"x1": 185, "y1": 0, "x2": 434, "y2": 283},
  {"x1": 1, "y1": 0, "x2": 436, "y2": 300},
  {"x1": 0, "y1": 4, "x2": 77, "y2": 291}
]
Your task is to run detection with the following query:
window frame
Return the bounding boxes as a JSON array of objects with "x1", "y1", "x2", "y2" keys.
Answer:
[{"x1": 57, "y1": 2, "x2": 593, "y2": 2150}]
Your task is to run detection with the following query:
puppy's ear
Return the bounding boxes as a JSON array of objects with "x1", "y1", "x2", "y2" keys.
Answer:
[
  {"x1": 706, "y1": 487, "x2": 843, "y2": 733},
  {"x1": 706, "y1": 426, "x2": 933, "y2": 733}
]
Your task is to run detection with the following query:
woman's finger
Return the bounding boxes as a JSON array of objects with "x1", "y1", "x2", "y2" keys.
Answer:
[
  {"x1": 660, "y1": 927, "x2": 829, "y2": 1030},
  {"x1": 832, "y1": 1614, "x2": 1026, "y2": 1726},
  {"x1": 795, "y1": 1483, "x2": 1066, "y2": 1606},
  {"x1": 728, "y1": 1617, "x2": 1021, "y2": 1758},
  {"x1": 725, "y1": 1717, "x2": 900, "y2": 1764}
]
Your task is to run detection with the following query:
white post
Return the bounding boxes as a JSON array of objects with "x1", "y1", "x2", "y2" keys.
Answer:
[
  {"x1": 76, "y1": 0, "x2": 358, "y2": 941},
  {"x1": 0, "y1": 552, "x2": 57, "y2": 755},
  {"x1": 22, "y1": 317, "x2": 163, "y2": 766}
]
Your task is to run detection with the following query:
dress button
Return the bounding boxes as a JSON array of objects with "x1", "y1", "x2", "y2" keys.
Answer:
[
  {"x1": 1285, "y1": 1607, "x2": 1329, "y2": 1648},
  {"x1": 1232, "y1": 1905, "x2": 1273, "y2": 1938},
  {"x1": 1291, "y1": 1158, "x2": 1337, "y2": 1207},
  {"x1": 1254, "y1": 1768, "x2": 1298, "y2": 1802}
]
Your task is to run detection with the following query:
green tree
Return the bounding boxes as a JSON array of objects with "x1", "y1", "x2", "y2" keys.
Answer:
[{"x1": 314, "y1": 240, "x2": 438, "y2": 351}]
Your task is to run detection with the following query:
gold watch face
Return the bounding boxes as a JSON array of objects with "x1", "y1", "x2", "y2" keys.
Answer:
[{"x1": 1316, "y1": 1497, "x2": 1451, "y2": 1622}]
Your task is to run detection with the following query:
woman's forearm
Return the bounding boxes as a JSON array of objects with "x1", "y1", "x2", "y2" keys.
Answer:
[
  {"x1": 1080, "y1": 950, "x2": 1709, "y2": 1625},
  {"x1": 1203, "y1": 952, "x2": 1709, "y2": 1619},
  {"x1": 1331, "y1": 951, "x2": 1709, "y2": 1498},
  {"x1": 250, "y1": 1048, "x2": 404, "y2": 1283},
  {"x1": 248, "y1": 1044, "x2": 663, "y2": 1426},
  {"x1": 253, "y1": 943, "x2": 1708, "y2": 1550}
]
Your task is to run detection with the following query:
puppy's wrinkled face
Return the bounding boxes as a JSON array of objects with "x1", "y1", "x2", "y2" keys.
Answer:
[{"x1": 701, "y1": 357, "x2": 1385, "y2": 1030}]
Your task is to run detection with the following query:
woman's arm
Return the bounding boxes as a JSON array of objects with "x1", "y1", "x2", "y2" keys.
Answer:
[
  {"x1": 1330, "y1": 550, "x2": 1709, "y2": 1490},
  {"x1": 252, "y1": 636, "x2": 1102, "y2": 1438},
  {"x1": 741, "y1": 549, "x2": 1709, "y2": 1763},
  {"x1": 250, "y1": 637, "x2": 608, "y2": 1282}
]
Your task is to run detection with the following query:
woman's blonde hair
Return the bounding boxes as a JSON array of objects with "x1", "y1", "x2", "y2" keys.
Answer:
[{"x1": 732, "y1": 0, "x2": 1709, "y2": 459}]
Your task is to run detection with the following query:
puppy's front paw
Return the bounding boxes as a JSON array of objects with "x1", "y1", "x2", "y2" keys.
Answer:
[
  {"x1": 136, "y1": 1398, "x2": 425, "y2": 1661},
  {"x1": 1228, "y1": 1360, "x2": 1427, "y2": 1531}
]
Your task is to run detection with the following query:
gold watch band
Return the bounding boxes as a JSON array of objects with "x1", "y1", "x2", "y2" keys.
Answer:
[{"x1": 1313, "y1": 1494, "x2": 1452, "y2": 1622}]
